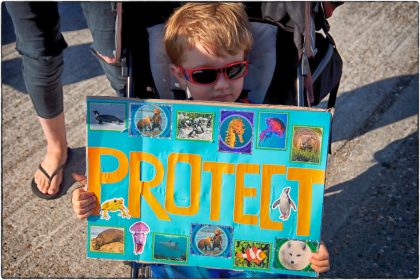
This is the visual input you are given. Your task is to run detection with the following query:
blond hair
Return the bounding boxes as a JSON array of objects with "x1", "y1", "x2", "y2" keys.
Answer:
[{"x1": 164, "y1": 3, "x2": 253, "y2": 65}]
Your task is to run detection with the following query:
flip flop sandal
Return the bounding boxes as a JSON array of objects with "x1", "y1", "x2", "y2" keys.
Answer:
[{"x1": 31, "y1": 148, "x2": 72, "y2": 200}]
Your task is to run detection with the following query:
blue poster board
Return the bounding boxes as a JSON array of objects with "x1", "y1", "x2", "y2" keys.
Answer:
[{"x1": 86, "y1": 96, "x2": 332, "y2": 277}]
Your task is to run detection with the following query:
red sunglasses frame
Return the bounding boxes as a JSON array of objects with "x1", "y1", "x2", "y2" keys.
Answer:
[{"x1": 178, "y1": 60, "x2": 248, "y2": 85}]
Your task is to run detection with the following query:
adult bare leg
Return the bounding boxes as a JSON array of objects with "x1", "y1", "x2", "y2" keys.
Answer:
[{"x1": 34, "y1": 113, "x2": 68, "y2": 195}]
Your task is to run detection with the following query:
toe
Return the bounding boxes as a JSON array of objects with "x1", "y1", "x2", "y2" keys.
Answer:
[
  {"x1": 34, "y1": 171, "x2": 48, "y2": 194},
  {"x1": 36, "y1": 148, "x2": 67, "y2": 196},
  {"x1": 47, "y1": 174, "x2": 62, "y2": 195}
]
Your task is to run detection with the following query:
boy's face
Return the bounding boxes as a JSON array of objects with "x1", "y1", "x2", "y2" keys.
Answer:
[{"x1": 171, "y1": 43, "x2": 246, "y2": 102}]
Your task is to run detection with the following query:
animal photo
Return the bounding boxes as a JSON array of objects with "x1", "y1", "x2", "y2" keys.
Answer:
[
  {"x1": 90, "y1": 226, "x2": 124, "y2": 254},
  {"x1": 274, "y1": 239, "x2": 316, "y2": 271},
  {"x1": 176, "y1": 111, "x2": 214, "y2": 141},
  {"x1": 271, "y1": 186, "x2": 297, "y2": 221},
  {"x1": 191, "y1": 224, "x2": 232, "y2": 257},
  {"x1": 219, "y1": 111, "x2": 254, "y2": 154},
  {"x1": 100, "y1": 198, "x2": 130, "y2": 220},
  {"x1": 129, "y1": 221, "x2": 150, "y2": 255},
  {"x1": 257, "y1": 112, "x2": 288, "y2": 150},
  {"x1": 130, "y1": 104, "x2": 171, "y2": 137},
  {"x1": 89, "y1": 102, "x2": 126, "y2": 132},
  {"x1": 234, "y1": 241, "x2": 270, "y2": 269},
  {"x1": 291, "y1": 126, "x2": 323, "y2": 163},
  {"x1": 153, "y1": 234, "x2": 188, "y2": 263}
]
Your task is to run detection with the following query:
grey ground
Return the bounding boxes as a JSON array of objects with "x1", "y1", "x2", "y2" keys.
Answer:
[{"x1": 1, "y1": 2, "x2": 418, "y2": 278}]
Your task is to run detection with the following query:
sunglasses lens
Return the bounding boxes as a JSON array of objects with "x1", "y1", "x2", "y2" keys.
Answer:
[
  {"x1": 191, "y1": 70, "x2": 218, "y2": 84},
  {"x1": 226, "y1": 62, "x2": 247, "y2": 80},
  {"x1": 184, "y1": 61, "x2": 247, "y2": 85}
]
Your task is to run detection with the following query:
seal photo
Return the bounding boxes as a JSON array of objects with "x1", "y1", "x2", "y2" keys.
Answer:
[
  {"x1": 91, "y1": 228, "x2": 124, "y2": 251},
  {"x1": 92, "y1": 110, "x2": 123, "y2": 125}
]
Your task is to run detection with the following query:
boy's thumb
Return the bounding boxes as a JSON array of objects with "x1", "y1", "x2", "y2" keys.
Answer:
[{"x1": 72, "y1": 172, "x2": 87, "y2": 185}]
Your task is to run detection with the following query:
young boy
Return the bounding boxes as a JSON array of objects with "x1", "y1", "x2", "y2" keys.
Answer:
[{"x1": 72, "y1": 3, "x2": 330, "y2": 278}]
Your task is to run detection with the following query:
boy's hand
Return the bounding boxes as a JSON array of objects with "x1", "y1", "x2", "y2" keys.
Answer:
[
  {"x1": 71, "y1": 173, "x2": 97, "y2": 219},
  {"x1": 310, "y1": 241, "x2": 330, "y2": 273}
]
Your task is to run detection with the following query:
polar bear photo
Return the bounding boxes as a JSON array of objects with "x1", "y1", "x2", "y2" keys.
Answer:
[{"x1": 279, "y1": 240, "x2": 311, "y2": 270}]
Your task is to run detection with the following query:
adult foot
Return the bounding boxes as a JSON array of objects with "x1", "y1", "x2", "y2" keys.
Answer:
[{"x1": 33, "y1": 147, "x2": 68, "y2": 195}]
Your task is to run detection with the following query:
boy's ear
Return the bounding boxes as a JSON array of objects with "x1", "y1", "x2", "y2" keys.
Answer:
[{"x1": 170, "y1": 64, "x2": 187, "y2": 89}]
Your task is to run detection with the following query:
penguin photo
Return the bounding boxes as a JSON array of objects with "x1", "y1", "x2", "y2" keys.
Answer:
[{"x1": 271, "y1": 187, "x2": 297, "y2": 221}]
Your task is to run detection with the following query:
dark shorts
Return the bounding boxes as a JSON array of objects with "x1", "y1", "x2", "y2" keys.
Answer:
[
  {"x1": 6, "y1": 2, "x2": 126, "y2": 118},
  {"x1": 6, "y1": 2, "x2": 66, "y2": 118}
]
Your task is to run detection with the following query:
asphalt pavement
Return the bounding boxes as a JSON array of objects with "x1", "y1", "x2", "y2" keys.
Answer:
[{"x1": 1, "y1": 2, "x2": 418, "y2": 278}]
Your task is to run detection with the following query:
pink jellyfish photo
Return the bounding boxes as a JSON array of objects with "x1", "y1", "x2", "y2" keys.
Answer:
[{"x1": 129, "y1": 221, "x2": 150, "y2": 255}]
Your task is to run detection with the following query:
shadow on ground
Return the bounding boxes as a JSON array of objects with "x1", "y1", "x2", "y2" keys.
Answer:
[
  {"x1": 322, "y1": 132, "x2": 419, "y2": 278},
  {"x1": 317, "y1": 74, "x2": 418, "y2": 143},
  {"x1": 58, "y1": 147, "x2": 87, "y2": 198}
]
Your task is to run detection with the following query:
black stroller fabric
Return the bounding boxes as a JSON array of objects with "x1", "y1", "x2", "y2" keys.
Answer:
[{"x1": 309, "y1": 32, "x2": 342, "y2": 107}]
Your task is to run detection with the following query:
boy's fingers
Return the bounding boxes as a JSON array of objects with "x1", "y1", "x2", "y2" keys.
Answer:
[
  {"x1": 75, "y1": 209, "x2": 94, "y2": 220},
  {"x1": 73, "y1": 194, "x2": 96, "y2": 209},
  {"x1": 74, "y1": 201, "x2": 96, "y2": 215},
  {"x1": 72, "y1": 187, "x2": 94, "y2": 201},
  {"x1": 311, "y1": 251, "x2": 329, "y2": 261},
  {"x1": 311, "y1": 259, "x2": 330, "y2": 268},
  {"x1": 74, "y1": 207, "x2": 91, "y2": 216},
  {"x1": 71, "y1": 174, "x2": 95, "y2": 220},
  {"x1": 78, "y1": 191, "x2": 96, "y2": 201},
  {"x1": 311, "y1": 263, "x2": 330, "y2": 273},
  {"x1": 77, "y1": 197, "x2": 97, "y2": 209}
]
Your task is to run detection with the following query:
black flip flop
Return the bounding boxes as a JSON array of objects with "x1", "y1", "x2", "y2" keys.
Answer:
[{"x1": 31, "y1": 148, "x2": 72, "y2": 200}]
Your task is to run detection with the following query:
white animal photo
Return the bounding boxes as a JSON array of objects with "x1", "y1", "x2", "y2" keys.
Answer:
[{"x1": 279, "y1": 240, "x2": 311, "y2": 270}]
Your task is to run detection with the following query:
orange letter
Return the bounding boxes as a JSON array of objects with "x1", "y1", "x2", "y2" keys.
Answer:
[
  {"x1": 234, "y1": 163, "x2": 259, "y2": 225},
  {"x1": 165, "y1": 153, "x2": 201, "y2": 216},
  {"x1": 260, "y1": 164, "x2": 286, "y2": 230},
  {"x1": 129, "y1": 151, "x2": 170, "y2": 220},
  {"x1": 287, "y1": 168, "x2": 325, "y2": 236},
  {"x1": 203, "y1": 162, "x2": 235, "y2": 221},
  {"x1": 87, "y1": 147, "x2": 129, "y2": 215}
]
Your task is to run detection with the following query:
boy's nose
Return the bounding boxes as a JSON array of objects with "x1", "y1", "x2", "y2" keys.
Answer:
[{"x1": 213, "y1": 73, "x2": 229, "y2": 90}]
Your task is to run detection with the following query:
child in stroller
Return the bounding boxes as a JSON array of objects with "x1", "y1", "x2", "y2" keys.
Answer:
[{"x1": 72, "y1": 3, "x2": 331, "y2": 278}]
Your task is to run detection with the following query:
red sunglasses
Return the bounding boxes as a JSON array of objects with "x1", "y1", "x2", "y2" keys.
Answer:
[{"x1": 178, "y1": 60, "x2": 248, "y2": 85}]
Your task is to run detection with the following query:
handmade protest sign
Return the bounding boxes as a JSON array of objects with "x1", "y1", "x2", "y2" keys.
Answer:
[{"x1": 86, "y1": 96, "x2": 331, "y2": 277}]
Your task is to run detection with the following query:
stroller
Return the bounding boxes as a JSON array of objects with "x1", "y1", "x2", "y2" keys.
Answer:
[
  {"x1": 111, "y1": 2, "x2": 343, "y2": 278},
  {"x1": 115, "y1": 2, "x2": 342, "y2": 108}
]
